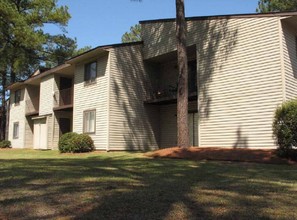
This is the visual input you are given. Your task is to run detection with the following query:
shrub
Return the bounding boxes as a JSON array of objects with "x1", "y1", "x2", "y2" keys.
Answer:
[
  {"x1": 58, "y1": 132, "x2": 94, "y2": 153},
  {"x1": 273, "y1": 99, "x2": 297, "y2": 160},
  {"x1": 58, "y1": 132, "x2": 79, "y2": 153},
  {"x1": 71, "y1": 134, "x2": 95, "y2": 153},
  {"x1": 0, "y1": 140, "x2": 11, "y2": 148}
]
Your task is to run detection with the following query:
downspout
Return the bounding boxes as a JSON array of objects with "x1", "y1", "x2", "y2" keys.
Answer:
[
  {"x1": 106, "y1": 51, "x2": 111, "y2": 152},
  {"x1": 278, "y1": 18, "x2": 286, "y2": 102}
]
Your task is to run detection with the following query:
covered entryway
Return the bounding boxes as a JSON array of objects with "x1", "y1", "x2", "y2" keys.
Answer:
[
  {"x1": 59, "y1": 117, "x2": 71, "y2": 135},
  {"x1": 33, "y1": 117, "x2": 48, "y2": 149}
]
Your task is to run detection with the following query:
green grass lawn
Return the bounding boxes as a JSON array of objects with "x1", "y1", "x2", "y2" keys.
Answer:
[{"x1": 0, "y1": 149, "x2": 297, "y2": 220}]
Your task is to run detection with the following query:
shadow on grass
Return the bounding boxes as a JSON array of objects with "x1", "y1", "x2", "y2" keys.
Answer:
[{"x1": 0, "y1": 154, "x2": 297, "y2": 219}]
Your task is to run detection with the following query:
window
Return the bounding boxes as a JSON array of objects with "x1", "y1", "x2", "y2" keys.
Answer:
[
  {"x1": 13, "y1": 122, "x2": 19, "y2": 139},
  {"x1": 14, "y1": 90, "x2": 21, "y2": 105},
  {"x1": 84, "y1": 61, "x2": 97, "y2": 84},
  {"x1": 83, "y1": 110, "x2": 96, "y2": 133}
]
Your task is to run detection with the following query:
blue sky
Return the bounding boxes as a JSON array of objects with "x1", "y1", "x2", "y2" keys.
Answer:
[{"x1": 46, "y1": 0, "x2": 260, "y2": 48}]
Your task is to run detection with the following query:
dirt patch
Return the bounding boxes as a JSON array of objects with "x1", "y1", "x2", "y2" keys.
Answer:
[{"x1": 145, "y1": 147, "x2": 296, "y2": 165}]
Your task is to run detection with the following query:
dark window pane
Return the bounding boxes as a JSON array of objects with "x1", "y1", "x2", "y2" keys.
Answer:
[
  {"x1": 85, "y1": 62, "x2": 97, "y2": 83},
  {"x1": 15, "y1": 90, "x2": 21, "y2": 105},
  {"x1": 90, "y1": 62, "x2": 97, "y2": 80}
]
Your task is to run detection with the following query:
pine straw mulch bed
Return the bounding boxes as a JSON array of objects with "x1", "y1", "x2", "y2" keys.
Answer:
[{"x1": 145, "y1": 147, "x2": 297, "y2": 165}]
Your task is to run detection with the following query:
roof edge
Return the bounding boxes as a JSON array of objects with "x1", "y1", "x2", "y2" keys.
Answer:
[
  {"x1": 6, "y1": 64, "x2": 71, "y2": 90},
  {"x1": 66, "y1": 41, "x2": 143, "y2": 63},
  {"x1": 139, "y1": 11, "x2": 297, "y2": 24}
]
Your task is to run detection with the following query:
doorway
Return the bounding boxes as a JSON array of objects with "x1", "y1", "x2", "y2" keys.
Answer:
[
  {"x1": 33, "y1": 117, "x2": 48, "y2": 149},
  {"x1": 59, "y1": 117, "x2": 71, "y2": 135}
]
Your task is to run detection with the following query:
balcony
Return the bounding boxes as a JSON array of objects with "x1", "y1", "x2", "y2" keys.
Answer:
[
  {"x1": 25, "y1": 96, "x2": 39, "y2": 116},
  {"x1": 53, "y1": 87, "x2": 73, "y2": 110},
  {"x1": 144, "y1": 86, "x2": 197, "y2": 105}
]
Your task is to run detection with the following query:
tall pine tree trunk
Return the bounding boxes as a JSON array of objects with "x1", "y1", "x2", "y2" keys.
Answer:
[
  {"x1": 0, "y1": 71, "x2": 7, "y2": 140},
  {"x1": 176, "y1": 0, "x2": 189, "y2": 148}
]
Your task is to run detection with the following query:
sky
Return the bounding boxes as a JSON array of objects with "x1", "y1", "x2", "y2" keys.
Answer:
[{"x1": 46, "y1": 0, "x2": 260, "y2": 49}]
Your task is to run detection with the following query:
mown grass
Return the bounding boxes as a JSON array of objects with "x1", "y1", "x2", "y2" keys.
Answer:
[{"x1": 0, "y1": 149, "x2": 296, "y2": 219}]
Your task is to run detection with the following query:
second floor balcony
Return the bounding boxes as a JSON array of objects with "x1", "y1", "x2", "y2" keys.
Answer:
[
  {"x1": 53, "y1": 87, "x2": 73, "y2": 110},
  {"x1": 144, "y1": 85, "x2": 197, "y2": 105},
  {"x1": 25, "y1": 96, "x2": 39, "y2": 116}
]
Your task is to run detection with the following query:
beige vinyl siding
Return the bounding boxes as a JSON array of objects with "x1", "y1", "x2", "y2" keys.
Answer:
[
  {"x1": 160, "y1": 101, "x2": 197, "y2": 148},
  {"x1": 142, "y1": 16, "x2": 283, "y2": 148},
  {"x1": 8, "y1": 88, "x2": 26, "y2": 148},
  {"x1": 198, "y1": 17, "x2": 282, "y2": 148},
  {"x1": 73, "y1": 54, "x2": 109, "y2": 150},
  {"x1": 51, "y1": 77, "x2": 60, "y2": 150},
  {"x1": 25, "y1": 85, "x2": 40, "y2": 115},
  {"x1": 39, "y1": 75, "x2": 54, "y2": 115},
  {"x1": 142, "y1": 21, "x2": 176, "y2": 60},
  {"x1": 108, "y1": 45, "x2": 159, "y2": 150},
  {"x1": 282, "y1": 22, "x2": 297, "y2": 100},
  {"x1": 47, "y1": 114, "x2": 53, "y2": 149},
  {"x1": 24, "y1": 117, "x2": 34, "y2": 148},
  {"x1": 53, "y1": 113, "x2": 60, "y2": 149}
]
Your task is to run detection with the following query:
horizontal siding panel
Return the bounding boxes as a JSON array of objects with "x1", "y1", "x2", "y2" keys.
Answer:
[
  {"x1": 142, "y1": 17, "x2": 282, "y2": 148},
  {"x1": 9, "y1": 87, "x2": 26, "y2": 148},
  {"x1": 108, "y1": 45, "x2": 159, "y2": 151},
  {"x1": 194, "y1": 17, "x2": 281, "y2": 148},
  {"x1": 282, "y1": 22, "x2": 297, "y2": 100},
  {"x1": 73, "y1": 54, "x2": 109, "y2": 150},
  {"x1": 39, "y1": 75, "x2": 54, "y2": 115}
]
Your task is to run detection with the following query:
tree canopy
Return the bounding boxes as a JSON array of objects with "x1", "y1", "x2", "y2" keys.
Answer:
[
  {"x1": 121, "y1": 24, "x2": 141, "y2": 43},
  {"x1": 0, "y1": 0, "x2": 90, "y2": 140},
  {"x1": 256, "y1": 0, "x2": 297, "y2": 13},
  {"x1": 0, "y1": 0, "x2": 72, "y2": 82}
]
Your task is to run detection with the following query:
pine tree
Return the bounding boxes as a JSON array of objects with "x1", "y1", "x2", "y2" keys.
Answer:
[
  {"x1": 122, "y1": 24, "x2": 141, "y2": 43},
  {"x1": 0, "y1": 0, "x2": 75, "y2": 140},
  {"x1": 256, "y1": 0, "x2": 297, "y2": 13}
]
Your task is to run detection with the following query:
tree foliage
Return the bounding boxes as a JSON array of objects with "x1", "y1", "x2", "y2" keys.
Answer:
[
  {"x1": 72, "y1": 46, "x2": 92, "y2": 57},
  {"x1": 0, "y1": 0, "x2": 89, "y2": 140},
  {"x1": 0, "y1": 0, "x2": 72, "y2": 81},
  {"x1": 44, "y1": 34, "x2": 77, "y2": 67},
  {"x1": 121, "y1": 24, "x2": 141, "y2": 43},
  {"x1": 256, "y1": 0, "x2": 297, "y2": 13},
  {"x1": 273, "y1": 99, "x2": 297, "y2": 160}
]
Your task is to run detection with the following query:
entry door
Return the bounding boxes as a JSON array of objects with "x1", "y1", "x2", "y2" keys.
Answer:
[
  {"x1": 33, "y1": 118, "x2": 48, "y2": 149},
  {"x1": 188, "y1": 113, "x2": 198, "y2": 146}
]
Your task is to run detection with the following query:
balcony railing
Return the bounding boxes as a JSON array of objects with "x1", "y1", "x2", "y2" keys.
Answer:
[
  {"x1": 144, "y1": 86, "x2": 197, "y2": 105},
  {"x1": 25, "y1": 96, "x2": 39, "y2": 115},
  {"x1": 53, "y1": 87, "x2": 73, "y2": 110}
]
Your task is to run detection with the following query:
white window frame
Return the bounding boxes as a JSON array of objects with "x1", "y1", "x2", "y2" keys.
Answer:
[
  {"x1": 13, "y1": 122, "x2": 19, "y2": 139},
  {"x1": 83, "y1": 109, "x2": 96, "y2": 134}
]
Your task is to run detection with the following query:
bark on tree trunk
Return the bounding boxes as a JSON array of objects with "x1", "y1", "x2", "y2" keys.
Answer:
[
  {"x1": 0, "y1": 72, "x2": 7, "y2": 140},
  {"x1": 176, "y1": 0, "x2": 189, "y2": 148}
]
